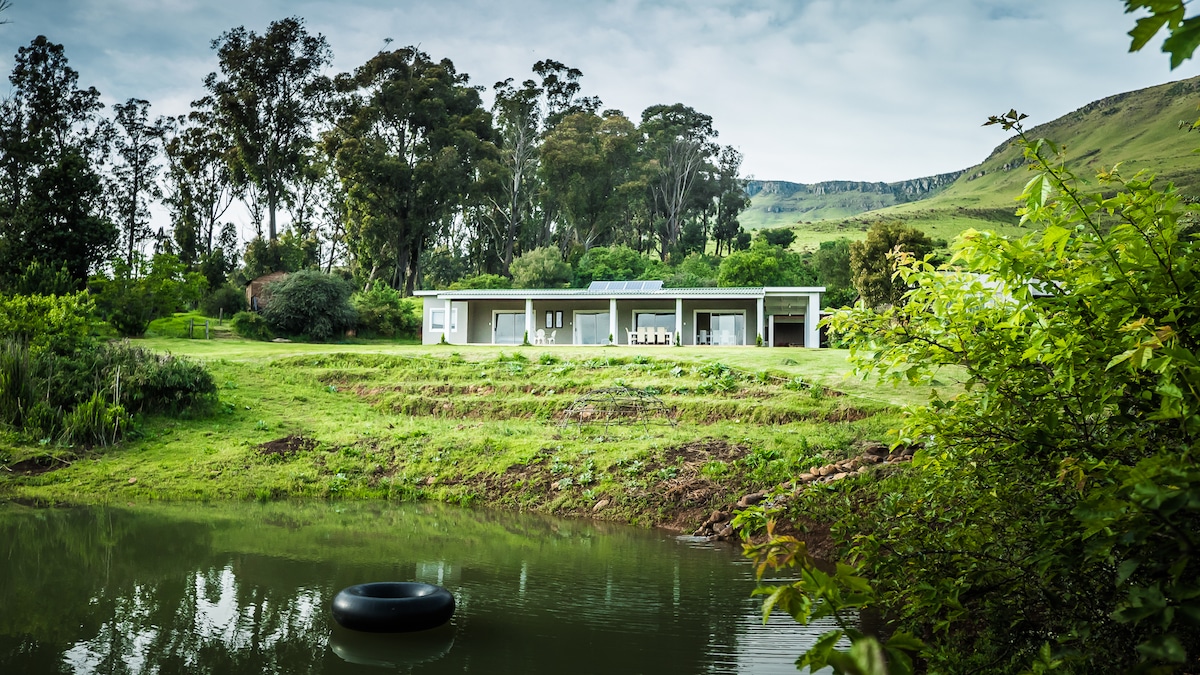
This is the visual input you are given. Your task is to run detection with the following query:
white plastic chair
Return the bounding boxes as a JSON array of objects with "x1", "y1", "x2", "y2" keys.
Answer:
[
  {"x1": 699, "y1": 329, "x2": 708, "y2": 345},
  {"x1": 548, "y1": 330, "x2": 556, "y2": 345},
  {"x1": 534, "y1": 329, "x2": 545, "y2": 345}
]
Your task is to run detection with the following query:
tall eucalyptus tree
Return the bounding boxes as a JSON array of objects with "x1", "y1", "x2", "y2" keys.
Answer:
[
  {"x1": 326, "y1": 47, "x2": 495, "y2": 294},
  {"x1": 111, "y1": 98, "x2": 164, "y2": 266},
  {"x1": 204, "y1": 17, "x2": 331, "y2": 242},
  {"x1": 640, "y1": 103, "x2": 718, "y2": 259},
  {"x1": 0, "y1": 36, "x2": 115, "y2": 288}
]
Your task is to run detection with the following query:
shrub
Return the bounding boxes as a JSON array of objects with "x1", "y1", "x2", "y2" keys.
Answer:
[
  {"x1": 824, "y1": 112, "x2": 1200, "y2": 672},
  {"x1": 448, "y1": 274, "x2": 511, "y2": 290},
  {"x1": 231, "y1": 311, "x2": 272, "y2": 341},
  {"x1": 510, "y1": 247, "x2": 571, "y2": 289},
  {"x1": 60, "y1": 392, "x2": 128, "y2": 447},
  {"x1": 91, "y1": 254, "x2": 207, "y2": 337},
  {"x1": 0, "y1": 340, "x2": 34, "y2": 427},
  {"x1": 351, "y1": 285, "x2": 420, "y2": 338},
  {"x1": 100, "y1": 343, "x2": 217, "y2": 415},
  {"x1": 261, "y1": 270, "x2": 357, "y2": 341},
  {"x1": 0, "y1": 291, "x2": 100, "y2": 356},
  {"x1": 202, "y1": 283, "x2": 246, "y2": 318}
]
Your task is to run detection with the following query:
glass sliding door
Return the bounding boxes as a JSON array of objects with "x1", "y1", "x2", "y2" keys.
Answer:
[
  {"x1": 695, "y1": 312, "x2": 745, "y2": 346},
  {"x1": 493, "y1": 312, "x2": 524, "y2": 344},
  {"x1": 574, "y1": 312, "x2": 610, "y2": 345}
]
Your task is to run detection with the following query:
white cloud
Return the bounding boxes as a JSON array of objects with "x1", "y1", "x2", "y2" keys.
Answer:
[{"x1": 0, "y1": 0, "x2": 1194, "y2": 184}]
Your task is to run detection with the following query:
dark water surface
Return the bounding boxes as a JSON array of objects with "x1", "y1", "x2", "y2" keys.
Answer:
[{"x1": 0, "y1": 501, "x2": 834, "y2": 674}]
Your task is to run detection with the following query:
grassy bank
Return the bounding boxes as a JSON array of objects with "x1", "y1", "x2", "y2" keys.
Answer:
[{"x1": 0, "y1": 339, "x2": 938, "y2": 532}]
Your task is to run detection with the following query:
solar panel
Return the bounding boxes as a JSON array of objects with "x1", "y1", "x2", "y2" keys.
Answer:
[{"x1": 588, "y1": 280, "x2": 665, "y2": 292}]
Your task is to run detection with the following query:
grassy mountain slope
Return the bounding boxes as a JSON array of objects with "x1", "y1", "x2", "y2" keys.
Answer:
[{"x1": 752, "y1": 75, "x2": 1200, "y2": 248}]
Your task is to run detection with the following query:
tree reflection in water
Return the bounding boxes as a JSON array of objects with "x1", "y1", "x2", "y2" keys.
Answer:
[{"x1": 0, "y1": 501, "x2": 830, "y2": 674}]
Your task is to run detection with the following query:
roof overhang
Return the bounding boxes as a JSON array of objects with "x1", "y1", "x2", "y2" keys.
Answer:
[{"x1": 414, "y1": 286, "x2": 825, "y2": 302}]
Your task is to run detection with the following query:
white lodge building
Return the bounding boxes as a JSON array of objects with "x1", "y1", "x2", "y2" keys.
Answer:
[{"x1": 414, "y1": 281, "x2": 824, "y2": 347}]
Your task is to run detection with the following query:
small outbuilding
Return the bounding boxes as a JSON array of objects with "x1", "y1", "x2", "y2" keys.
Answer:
[{"x1": 245, "y1": 271, "x2": 289, "y2": 312}]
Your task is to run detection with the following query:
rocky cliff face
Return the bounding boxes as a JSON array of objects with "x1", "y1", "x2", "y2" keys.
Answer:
[{"x1": 745, "y1": 170, "x2": 964, "y2": 203}]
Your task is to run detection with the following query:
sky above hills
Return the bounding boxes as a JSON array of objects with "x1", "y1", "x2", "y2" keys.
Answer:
[{"x1": 3, "y1": 0, "x2": 1196, "y2": 184}]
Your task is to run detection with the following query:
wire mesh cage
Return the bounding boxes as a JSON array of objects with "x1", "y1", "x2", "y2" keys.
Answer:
[{"x1": 560, "y1": 387, "x2": 676, "y2": 430}]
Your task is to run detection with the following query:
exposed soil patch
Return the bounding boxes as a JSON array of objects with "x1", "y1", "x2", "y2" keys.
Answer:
[
  {"x1": 257, "y1": 435, "x2": 318, "y2": 456},
  {"x1": 5, "y1": 456, "x2": 68, "y2": 476}
]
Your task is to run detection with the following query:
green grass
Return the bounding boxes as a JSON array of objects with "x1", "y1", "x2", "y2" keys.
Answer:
[{"x1": 0, "y1": 336, "x2": 946, "y2": 530}]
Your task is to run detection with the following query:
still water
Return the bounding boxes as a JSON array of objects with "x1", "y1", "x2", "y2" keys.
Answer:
[{"x1": 0, "y1": 501, "x2": 834, "y2": 674}]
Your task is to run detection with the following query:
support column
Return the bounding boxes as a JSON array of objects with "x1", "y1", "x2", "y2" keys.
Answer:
[
  {"x1": 756, "y1": 297, "x2": 765, "y2": 346},
  {"x1": 768, "y1": 315, "x2": 776, "y2": 348},
  {"x1": 675, "y1": 297, "x2": 683, "y2": 345},
  {"x1": 445, "y1": 298, "x2": 453, "y2": 342},
  {"x1": 609, "y1": 297, "x2": 617, "y2": 344},
  {"x1": 805, "y1": 293, "x2": 821, "y2": 348},
  {"x1": 525, "y1": 297, "x2": 533, "y2": 343}
]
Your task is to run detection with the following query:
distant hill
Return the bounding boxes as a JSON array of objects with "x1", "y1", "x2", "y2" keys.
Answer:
[
  {"x1": 749, "y1": 75, "x2": 1200, "y2": 248},
  {"x1": 740, "y1": 172, "x2": 963, "y2": 230}
]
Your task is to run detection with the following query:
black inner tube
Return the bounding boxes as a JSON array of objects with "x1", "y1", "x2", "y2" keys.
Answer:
[{"x1": 332, "y1": 582, "x2": 456, "y2": 633}]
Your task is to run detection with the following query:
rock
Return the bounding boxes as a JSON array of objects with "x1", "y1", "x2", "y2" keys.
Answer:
[
  {"x1": 830, "y1": 472, "x2": 848, "y2": 481},
  {"x1": 798, "y1": 472, "x2": 814, "y2": 482},
  {"x1": 271, "y1": 337, "x2": 292, "y2": 343},
  {"x1": 860, "y1": 441, "x2": 889, "y2": 457},
  {"x1": 592, "y1": 499, "x2": 610, "y2": 512},
  {"x1": 715, "y1": 524, "x2": 734, "y2": 539},
  {"x1": 704, "y1": 510, "x2": 730, "y2": 526},
  {"x1": 818, "y1": 465, "x2": 833, "y2": 476},
  {"x1": 424, "y1": 476, "x2": 437, "y2": 485},
  {"x1": 127, "y1": 477, "x2": 137, "y2": 485},
  {"x1": 736, "y1": 492, "x2": 766, "y2": 508},
  {"x1": 864, "y1": 455, "x2": 884, "y2": 464}
]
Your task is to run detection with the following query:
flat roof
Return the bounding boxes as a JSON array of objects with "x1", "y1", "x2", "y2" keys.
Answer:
[{"x1": 414, "y1": 285, "x2": 825, "y2": 301}]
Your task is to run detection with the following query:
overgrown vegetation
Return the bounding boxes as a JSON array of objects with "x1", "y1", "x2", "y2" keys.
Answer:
[
  {"x1": 785, "y1": 114, "x2": 1200, "y2": 673},
  {"x1": 0, "y1": 293, "x2": 217, "y2": 449}
]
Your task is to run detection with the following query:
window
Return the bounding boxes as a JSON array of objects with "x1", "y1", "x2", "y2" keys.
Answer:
[
  {"x1": 555, "y1": 311, "x2": 563, "y2": 328},
  {"x1": 546, "y1": 311, "x2": 553, "y2": 329},
  {"x1": 432, "y1": 308, "x2": 457, "y2": 332}
]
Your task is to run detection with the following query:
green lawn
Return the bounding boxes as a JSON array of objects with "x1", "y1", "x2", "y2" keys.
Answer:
[{"x1": 1, "y1": 335, "x2": 945, "y2": 530}]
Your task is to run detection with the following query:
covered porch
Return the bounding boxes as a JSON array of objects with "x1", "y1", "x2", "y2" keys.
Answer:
[{"x1": 416, "y1": 283, "x2": 823, "y2": 348}]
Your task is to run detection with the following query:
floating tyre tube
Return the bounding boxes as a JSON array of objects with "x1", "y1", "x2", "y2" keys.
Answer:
[{"x1": 332, "y1": 582, "x2": 456, "y2": 633}]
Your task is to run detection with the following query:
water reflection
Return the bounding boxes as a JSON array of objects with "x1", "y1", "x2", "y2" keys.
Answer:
[{"x1": 0, "y1": 501, "x2": 837, "y2": 674}]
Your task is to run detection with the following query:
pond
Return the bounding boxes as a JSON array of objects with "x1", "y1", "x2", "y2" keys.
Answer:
[{"x1": 0, "y1": 501, "x2": 836, "y2": 674}]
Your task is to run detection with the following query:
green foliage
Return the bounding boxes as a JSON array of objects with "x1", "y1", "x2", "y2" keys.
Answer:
[
  {"x1": 741, "y1": 518, "x2": 924, "y2": 675},
  {"x1": 0, "y1": 292, "x2": 100, "y2": 356},
  {"x1": 8, "y1": 261, "x2": 76, "y2": 296},
  {"x1": 1126, "y1": 0, "x2": 1200, "y2": 68},
  {"x1": 201, "y1": 283, "x2": 246, "y2": 318},
  {"x1": 755, "y1": 227, "x2": 796, "y2": 248},
  {"x1": 825, "y1": 113, "x2": 1200, "y2": 672},
  {"x1": 240, "y1": 233, "x2": 318, "y2": 281},
  {"x1": 717, "y1": 241, "x2": 816, "y2": 287},
  {"x1": 0, "y1": 339, "x2": 214, "y2": 443},
  {"x1": 0, "y1": 340, "x2": 34, "y2": 428},
  {"x1": 511, "y1": 246, "x2": 572, "y2": 288},
  {"x1": 848, "y1": 222, "x2": 934, "y2": 308},
  {"x1": 351, "y1": 285, "x2": 420, "y2": 338},
  {"x1": 92, "y1": 254, "x2": 207, "y2": 337},
  {"x1": 448, "y1": 273, "x2": 511, "y2": 290},
  {"x1": 574, "y1": 245, "x2": 648, "y2": 286},
  {"x1": 99, "y1": 343, "x2": 218, "y2": 415},
  {"x1": 230, "y1": 311, "x2": 272, "y2": 341},
  {"x1": 261, "y1": 270, "x2": 357, "y2": 341},
  {"x1": 60, "y1": 392, "x2": 128, "y2": 447}
]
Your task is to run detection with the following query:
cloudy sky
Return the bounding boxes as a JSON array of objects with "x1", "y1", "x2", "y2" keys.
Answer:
[{"x1": 2, "y1": 0, "x2": 1194, "y2": 183}]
